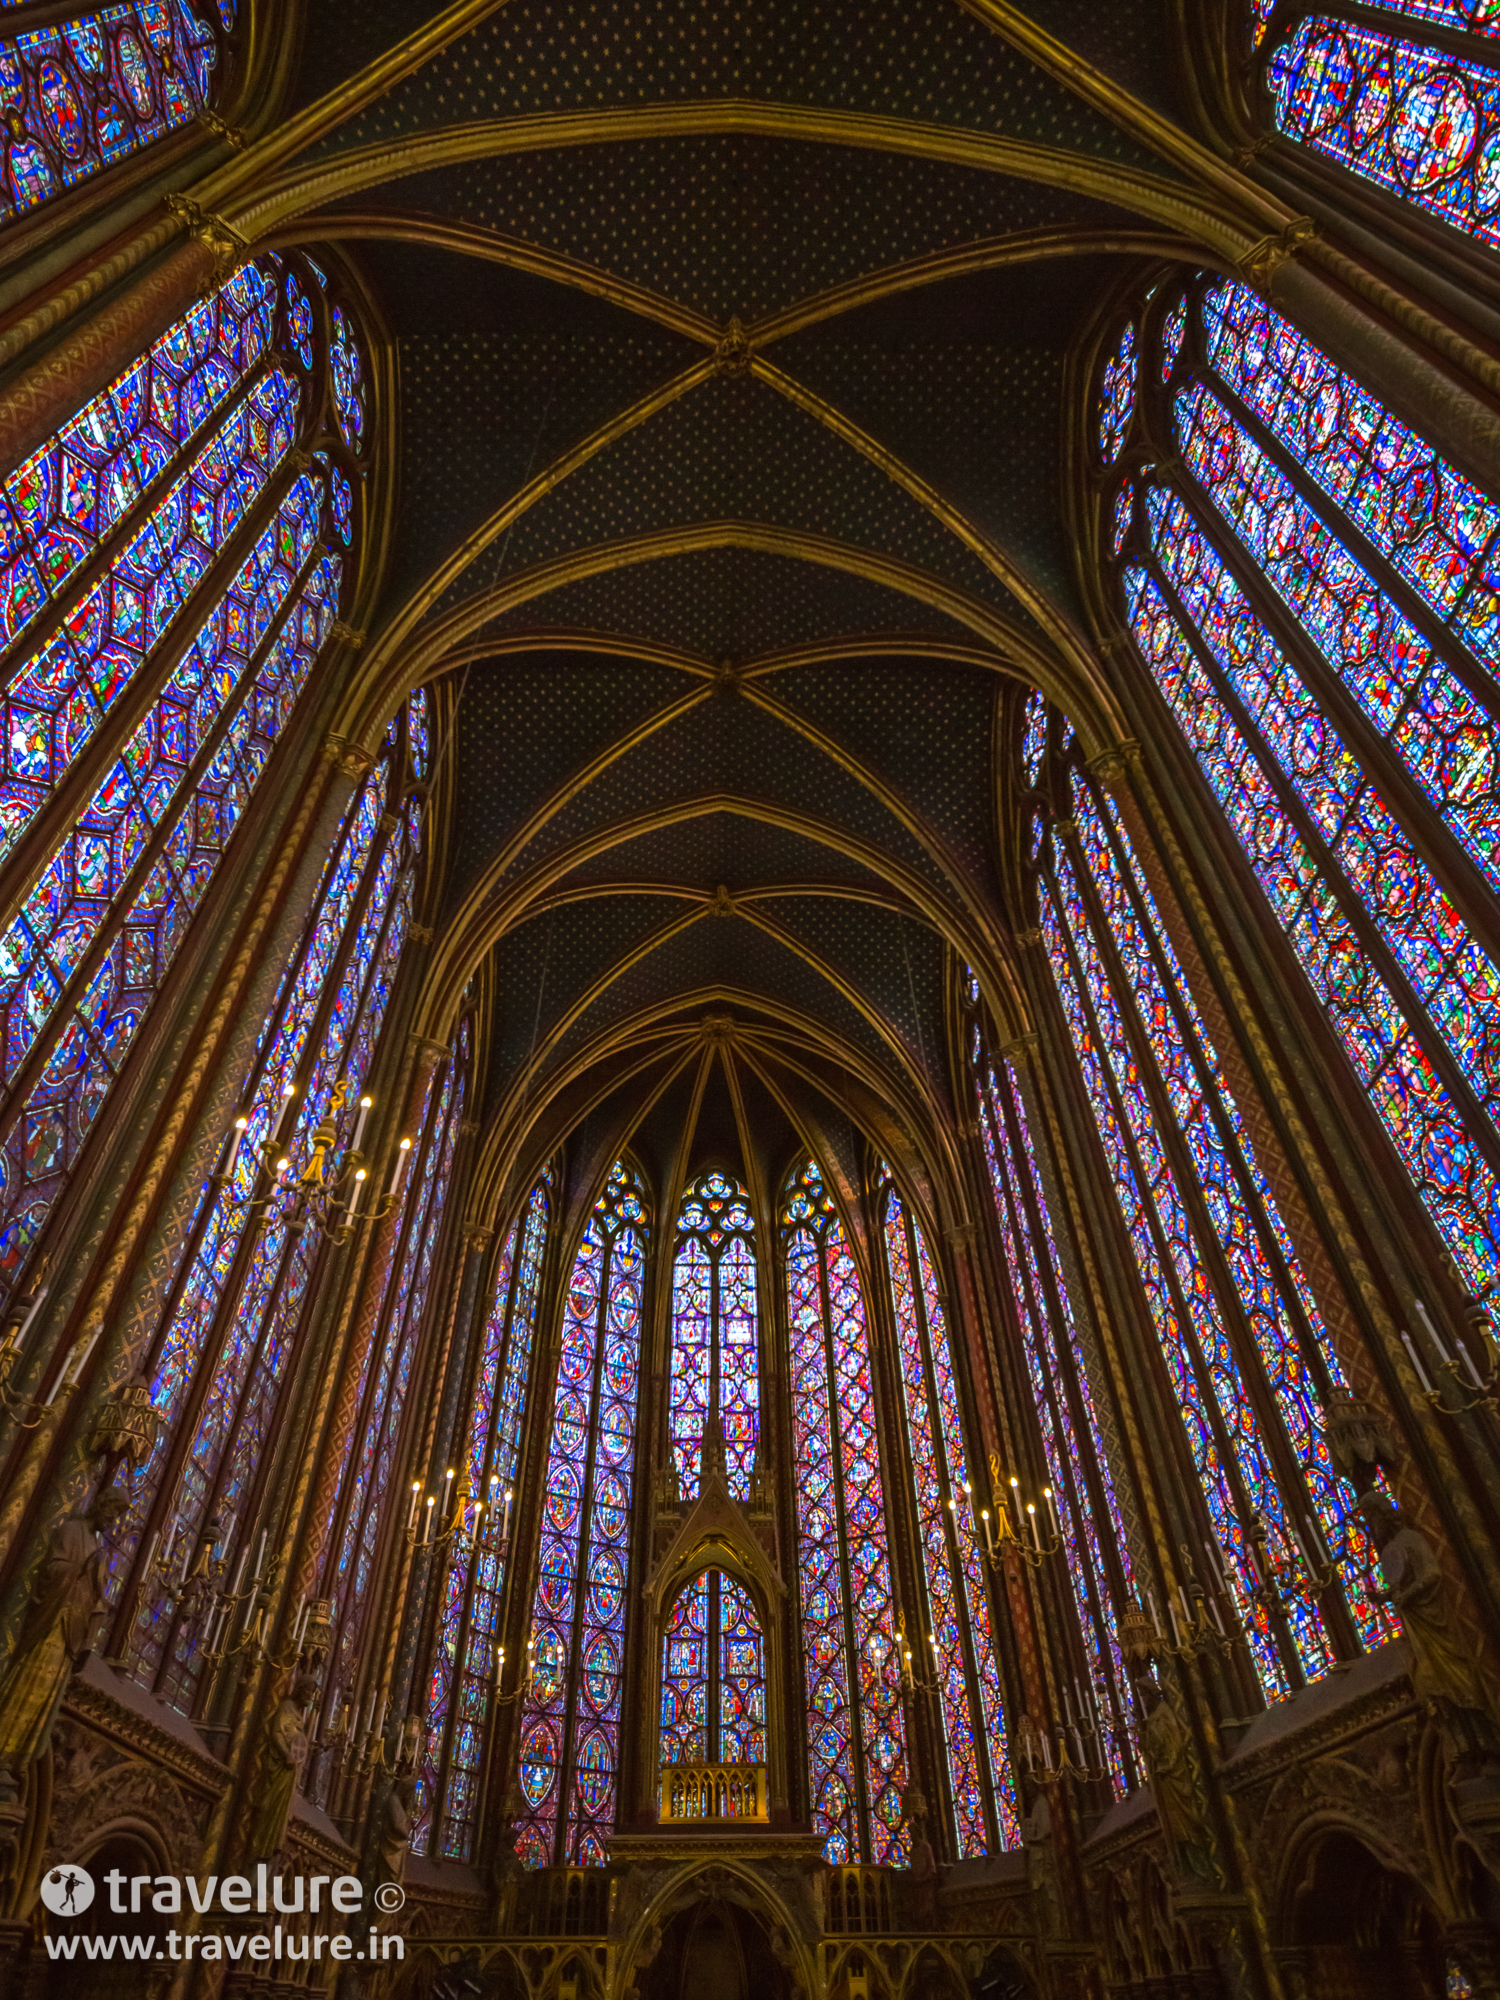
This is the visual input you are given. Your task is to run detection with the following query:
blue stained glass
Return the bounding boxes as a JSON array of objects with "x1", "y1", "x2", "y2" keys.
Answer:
[
  {"x1": 517, "y1": 1162, "x2": 646, "y2": 1868},
  {"x1": 420, "y1": 1176, "x2": 551, "y2": 1862},
  {"x1": 1126, "y1": 562, "x2": 1500, "y2": 1296},
  {"x1": 1268, "y1": 17, "x2": 1500, "y2": 249},
  {"x1": 1098, "y1": 323, "x2": 1138, "y2": 463},
  {"x1": 669, "y1": 1170, "x2": 758, "y2": 1501},
  {"x1": 1141, "y1": 490, "x2": 1500, "y2": 1293},
  {"x1": 1022, "y1": 689, "x2": 1048, "y2": 787},
  {"x1": 0, "y1": 3, "x2": 222, "y2": 228}
]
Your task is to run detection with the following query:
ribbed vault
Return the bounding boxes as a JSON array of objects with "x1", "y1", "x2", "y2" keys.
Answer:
[{"x1": 255, "y1": 0, "x2": 1241, "y2": 1240}]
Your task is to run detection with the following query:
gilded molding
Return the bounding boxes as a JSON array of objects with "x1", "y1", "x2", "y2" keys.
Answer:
[
  {"x1": 1236, "y1": 216, "x2": 1318, "y2": 291},
  {"x1": 323, "y1": 731, "x2": 374, "y2": 780},
  {"x1": 330, "y1": 622, "x2": 367, "y2": 648},
  {"x1": 162, "y1": 193, "x2": 250, "y2": 294},
  {"x1": 1087, "y1": 739, "x2": 1144, "y2": 790}
]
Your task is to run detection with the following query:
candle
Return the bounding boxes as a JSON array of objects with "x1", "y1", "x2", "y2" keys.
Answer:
[
  {"x1": 292, "y1": 1594, "x2": 307, "y2": 1646},
  {"x1": 1455, "y1": 1336, "x2": 1486, "y2": 1390},
  {"x1": 407, "y1": 1483, "x2": 420, "y2": 1532},
  {"x1": 1061, "y1": 1683, "x2": 1076, "y2": 1726},
  {"x1": 143, "y1": 1531, "x2": 159, "y2": 1577},
  {"x1": 424, "y1": 1496, "x2": 435, "y2": 1545},
  {"x1": 270, "y1": 1081, "x2": 296, "y2": 1144},
  {"x1": 497, "y1": 1646, "x2": 505, "y2": 1686},
  {"x1": 347, "y1": 1168, "x2": 366, "y2": 1220},
  {"x1": 1306, "y1": 1514, "x2": 1332, "y2": 1566},
  {"x1": 1413, "y1": 1299, "x2": 1453, "y2": 1367},
  {"x1": 388, "y1": 1136, "x2": 412, "y2": 1197},
  {"x1": 503, "y1": 1488, "x2": 512, "y2": 1542},
  {"x1": 1202, "y1": 1538, "x2": 1227, "y2": 1592},
  {"x1": 1206, "y1": 1593, "x2": 1227, "y2": 1638},
  {"x1": 352, "y1": 1094, "x2": 372, "y2": 1153},
  {"x1": 1027, "y1": 1502, "x2": 1041, "y2": 1551},
  {"x1": 1401, "y1": 1330, "x2": 1435, "y2": 1395},
  {"x1": 163, "y1": 1518, "x2": 180, "y2": 1566},
  {"x1": 230, "y1": 1549, "x2": 248, "y2": 1598},
  {"x1": 981, "y1": 1508, "x2": 994, "y2": 1552},
  {"x1": 17, "y1": 1284, "x2": 48, "y2": 1340},
  {"x1": 1146, "y1": 1590, "x2": 1163, "y2": 1637},
  {"x1": 1166, "y1": 1592, "x2": 1183, "y2": 1647},
  {"x1": 273, "y1": 1156, "x2": 290, "y2": 1183},
  {"x1": 222, "y1": 1117, "x2": 246, "y2": 1181},
  {"x1": 1044, "y1": 1485, "x2": 1062, "y2": 1538},
  {"x1": 242, "y1": 1585, "x2": 259, "y2": 1635}
]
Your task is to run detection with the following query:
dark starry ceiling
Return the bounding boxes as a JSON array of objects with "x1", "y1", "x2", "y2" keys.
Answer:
[{"x1": 285, "y1": 0, "x2": 1195, "y2": 1202}]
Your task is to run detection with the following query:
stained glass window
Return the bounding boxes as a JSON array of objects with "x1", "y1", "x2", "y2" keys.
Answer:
[
  {"x1": 1098, "y1": 323, "x2": 1138, "y2": 463},
  {"x1": 783, "y1": 1159, "x2": 908, "y2": 1865},
  {"x1": 0, "y1": 251, "x2": 369, "y2": 1302},
  {"x1": 0, "y1": 3, "x2": 228, "y2": 231},
  {"x1": 1109, "y1": 278, "x2": 1500, "y2": 1301},
  {"x1": 668, "y1": 1170, "x2": 758, "y2": 1501},
  {"x1": 659, "y1": 1569, "x2": 766, "y2": 1773},
  {"x1": 881, "y1": 1176, "x2": 1020, "y2": 1856},
  {"x1": 1262, "y1": 10, "x2": 1500, "y2": 247},
  {"x1": 1023, "y1": 719, "x2": 1396, "y2": 1699},
  {"x1": 966, "y1": 996, "x2": 1138, "y2": 1796},
  {"x1": 418, "y1": 1172, "x2": 552, "y2": 1862},
  {"x1": 104, "y1": 700, "x2": 423, "y2": 1712},
  {"x1": 517, "y1": 1159, "x2": 647, "y2": 1867}
]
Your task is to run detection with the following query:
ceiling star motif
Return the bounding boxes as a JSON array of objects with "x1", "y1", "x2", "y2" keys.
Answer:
[{"x1": 257, "y1": 0, "x2": 1254, "y2": 1236}]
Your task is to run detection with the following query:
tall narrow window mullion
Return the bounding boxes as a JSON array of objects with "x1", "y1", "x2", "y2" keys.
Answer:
[
  {"x1": 1166, "y1": 387, "x2": 1500, "y2": 937},
  {"x1": 517, "y1": 1161, "x2": 646, "y2": 1867},
  {"x1": 975, "y1": 1049, "x2": 1138, "y2": 1794},
  {"x1": 420, "y1": 1176, "x2": 551, "y2": 1862},
  {"x1": 783, "y1": 1160, "x2": 908, "y2": 1865},
  {"x1": 882, "y1": 1183, "x2": 1020, "y2": 1854},
  {"x1": 1125, "y1": 557, "x2": 1500, "y2": 1295},
  {"x1": 114, "y1": 712, "x2": 414, "y2": 1702},
  {"x1": 1039, "y1": 862, "x2": 1306, "y2": 1696},
  {"x1": 1141, "y1": 537, "x2": 1500, "y2": 1204}
]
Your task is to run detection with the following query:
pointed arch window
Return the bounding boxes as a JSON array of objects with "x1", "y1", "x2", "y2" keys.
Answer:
[
  {"x1": 106, "y1": 695, "x2": 424, "y2": 1710},
  {"x1": 517, "y1": 1160, "x2": 647, "y2": 1867},
  {"x1": 880, "y1": 1175, "x2": 1020, "y2": 1856},
  {"x1": 0, "y1": 3, "x2": 231, "y2": 232},
  {"x1": 668, "y1": 1169, "x2": 758, "y2": 1501},
  {"x1": 1021, "y1": 702, "x2": 1396, "y2": 1699},
  {"x1": 660, "y1": 1571, "x2": 766, "y2": 1768},
  {"x1": 416, "y1": 1170, "x2": 552, "y2": 1861},
  {"x1": 782, "y1": 1158, "x2": 908, "y2": 1865},
  {"x1": 0, "y1": 252, "x2": 369, "y2": 1302},
  {"x1": 1253, "y1": 2, "x2": 1500, "y2": 250},
  {"x1": 1105, "y1": 277, "x2": 1500, "y2": 1304},
  {"x1": 965, "y1": 977, "x2": 1139, "y2": 1796}
]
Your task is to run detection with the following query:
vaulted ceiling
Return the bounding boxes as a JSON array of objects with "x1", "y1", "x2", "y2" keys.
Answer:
[{"x1": 275, "y1": 0, "x2": 1218, "y2": 1232}]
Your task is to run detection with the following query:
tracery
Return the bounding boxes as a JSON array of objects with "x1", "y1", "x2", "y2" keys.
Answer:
[
  {"x1": 0, "y1": 252, "x2": 367, "y2": 1299},
  {"x1": 516, "y1": 1159, "x2": 647, "y2": 1867},
  {"x1": 1105, "y1": 276, "x2": 1500, "y2": 1298}
]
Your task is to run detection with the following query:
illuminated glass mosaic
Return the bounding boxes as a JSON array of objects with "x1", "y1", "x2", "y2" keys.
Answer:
[
  {"x1": 658, "y1": 1569, "x2": 766, "y2": 1775},
  {"x1": 1268, "y1": 17, "x2": 1500, "y2": 247},
  {"x1": 784, "y1": 1158, "x2": 908, "y2": 1864},
  {"x1": 883, "y1": 1181, "x2": 1019, "y2": 1854},
  {"x1": 0, "y1": 253, "x2": 368, "y2": 1295},
  {"x1": 668, "y1": 1170, "x2": 758, "y2": 1500},
  {"x1": 517, "y1": 1160, "x2": 646, "y2": 1867},
  {"x1": 420, "y1": 1174, "x2": 551, "y2": 1861},
  {"x1": 0, "y1": 3, "x2": 225, "y2": 229},
  {"x1": 1098, "y1": 323, "x2": 1138, "y2": 463}
]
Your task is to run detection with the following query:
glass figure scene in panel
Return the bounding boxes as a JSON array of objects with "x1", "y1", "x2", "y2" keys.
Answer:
[{"x1": 669, "y1": 1170, "x2": 759, "y2": 1501}]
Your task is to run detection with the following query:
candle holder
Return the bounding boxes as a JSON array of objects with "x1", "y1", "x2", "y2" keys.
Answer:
[
  {"x1": 492, "y1": 1639, "x2": 536, "y2": 1711},
  {"x1": 1401, "y1": 1294, "x2": 1498, "y2": 1415},
  {"x1": 1123, "y1": 1561, "x2": 1239, "y2": 1667},
  {"x1": 405, "y1": 1469, "x2": 497, "y2": 1555},
  {"x1": 894, "y1": 1621, "x2": 941, "y2": 1698},
  {"x1": 0, "y1": 1267, "x2": 52, "y2": 1426},
  {"x1": 1017, "y1": 1707, "x2": 1111, "y2": 1787},
  {"x1": 980, "y1": 1467, "x2": 1064, "y2": 1571},
  {"x1": 195, "y1": 1535, "x2": 289, "y2": 1668},
  {"x1": 214, "y1": 1080, "x2": 411, "y2": 1246}
]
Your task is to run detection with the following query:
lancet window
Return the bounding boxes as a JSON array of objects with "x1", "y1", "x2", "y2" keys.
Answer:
[
  {"x1": 0, "y1": 251, "x2": 368, "y2": 1301},
  {"x1": 880, "y1": 1174, "x2": 1020, "y2": 1855},
  {"x1": 668, "y1": 1169, "x2": 758, "y2": 1500},
  {"x1": 965, "y1": 990, "x2": 1138, "y2": 1796},
  {"x1": 783, "y1": 1159, "x2": 908, "y2": 1865},
  {"x1": 0, "y1": 2, "x2": 230, "y2": 231},
  {"x1": 1253, "y1": 1, "x2": 1500, "y2": 249},
  {"x1": 322, "y1": 1016, "x2": 470, "y2": 1722},
  {"x1": 1105, "y1": 277, "x2": 1500, "y2": 1303},
  {"x1": 1022, "y1": 697, "x2": 1397, "y2": 1698},
  {"x1": 517, "y1": 1159, "x2": 647, "y2": 1867},
  {"x1": 417, "y1": 1171, "x2": 552, "y2": 1862},
  {"x1": 105, "y1": 696, "x2": 423, "y2": 1713},
  {"x1": 659, "y1": 1571, "x2": 766, "y2": 1767}
]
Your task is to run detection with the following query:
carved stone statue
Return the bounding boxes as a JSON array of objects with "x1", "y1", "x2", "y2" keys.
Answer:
[
  {"x1": 1357, "y1": 1492, "x2": 1497, "y2": 1772},
  {"x1": 248, "y1": 1672, "x2": 319, "y2": 1862},
  {"x1": 1137, "y1": 1675, "x2": 1215, "y2": 1886},
  {"x1": 1022, "y1": 1789, "x2": 1062, "y2": 1938},
  {"x1": 0, "y1": 1486, "x2": 126, "y2": 1789},
  {"x1": 374, "y1": 1775, "x2": 415, "y2": 1923}
]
